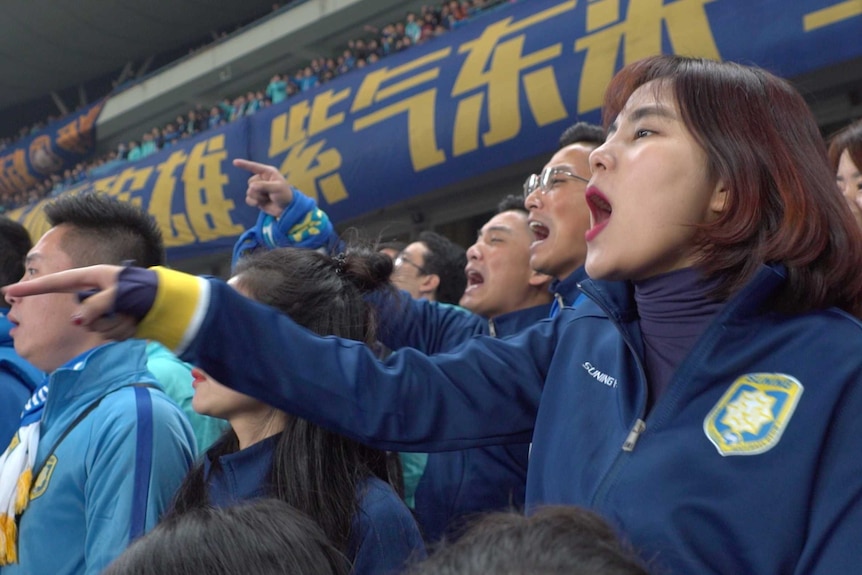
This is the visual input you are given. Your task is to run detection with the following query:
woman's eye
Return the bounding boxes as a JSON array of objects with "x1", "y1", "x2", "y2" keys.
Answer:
[{"x1": 635, "y1": 129, "x2": 653, "y2": 139}]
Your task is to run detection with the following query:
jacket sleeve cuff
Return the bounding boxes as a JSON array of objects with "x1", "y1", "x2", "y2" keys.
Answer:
[
  {"x1": 262, "y1": 188, "x2": 335, "y2": 250},
  {"x1": 137, "y1": 267, "x2": 211, "y2": 355}
]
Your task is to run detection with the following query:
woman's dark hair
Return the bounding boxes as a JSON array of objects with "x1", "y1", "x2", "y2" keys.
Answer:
[
  {"x1": 602, "y1": 55, "x2": 862, "y2": 317},
  {"x1": 0, "y1": 216, "x2": 32, "y2": 286},
  {"x1": 827, "y1": 118, "x2": 862, "y2": 175},
  {"x1": 407, "y1": 506, "x2": 650, "y2": 575},
  {"x1": 104, "y1": 499, "x2": 349, "y2": 575},
  {"x1": 170, "y1": 246, "x2": 402, "y2": 555}
]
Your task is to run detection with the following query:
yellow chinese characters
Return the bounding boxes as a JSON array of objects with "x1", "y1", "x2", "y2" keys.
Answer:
[
  {"x1": 269, "y1": 88, "x2": 352, "y2": 206},
  {"x1": 575, "y1": 0, "x2": 721, "y2": 113},
  {"x1": 452, "y1": 1, "x2": 573, "y2": 156},
  {"x1": 352, "y1": 48, "x2": 451, "y2": 171}
]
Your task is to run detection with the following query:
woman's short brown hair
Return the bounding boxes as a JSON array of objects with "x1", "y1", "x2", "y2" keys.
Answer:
[{"x1": 602, "y1": 56, "x2": 862, "y2": 316}]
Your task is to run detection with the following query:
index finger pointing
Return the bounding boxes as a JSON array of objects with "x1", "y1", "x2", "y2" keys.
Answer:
[
  {"x1": 233, "y1": 159, "x2": 280, "y2": 177},
  {"x1": 3, "y1": 265, "x2": 121, "y2": 298}
]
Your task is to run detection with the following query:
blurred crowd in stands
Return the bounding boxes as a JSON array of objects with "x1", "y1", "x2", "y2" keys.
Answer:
[
  {"x1": 0, "y1": 3, "x2": 290, "y2": 155},
  {"x1": 0, "y1": 0, "x2": 510, "y2": 213}
]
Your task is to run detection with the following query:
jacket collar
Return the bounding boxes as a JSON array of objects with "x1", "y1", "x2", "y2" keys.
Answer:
[
  {"x1": 578, "y1": 264, "x2": 788, "y2": 325},
  {"x1": 42, "y1": 339, "x2": 153, "y2": 425},
  {"x1": 204, "y1": 433, "x2": 280, "y2": 503},
  {"x1": 548, "y1": 266, "x2": 589, "y2": 308},
  {"x1": 488, "y1": 302, "x2": 553, "y2": 337}
]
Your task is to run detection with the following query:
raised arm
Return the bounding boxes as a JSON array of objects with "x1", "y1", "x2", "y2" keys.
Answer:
[
  {"x1": 4, "y1": 265, "x2": 555, "y2": 452},
  {"x1": 231, "y1": 159, "x2": 337, "y2": 266},
  {"x1": 371, "y1": 289, "x2": 486, "y2": 354},
  {"x1": 150, "y1": 268, "x2": 553, "y2": 452}
]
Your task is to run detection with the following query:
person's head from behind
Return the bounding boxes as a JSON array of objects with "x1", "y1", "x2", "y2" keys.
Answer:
[
  {"x1": 103, "y1": 499, "x2": 348, "y2": 575},
  {"x1": 827, "y1": 119, "x2": 862, "y2": 228},
  {"x1": 4, "y1": 193, "x2": 165, "y2": 372},
  {"x1": 393, "y1": 231, "x2": 467, "y2": 304},
  {"x1": 460, "y1": 195, "x2": 553, "y2": 318},
  {"x1": 525, "y1": 122, "x2": 605, "y2": 281},
  {"x1": 586, "y1": 55, "x2": 862, "y2": 315},
  {"x1": 192, "y1": 246, "x2": 393, "y2": 427},
  {"x1": 0, "y1": 216, "x2": 33, "y2": 291},
  {"x1": 407, "y1": 506, "x2": 649, "y2": 575},
  {"x1": 179, "y1": 246, "x2": 400, "y2": 552}
]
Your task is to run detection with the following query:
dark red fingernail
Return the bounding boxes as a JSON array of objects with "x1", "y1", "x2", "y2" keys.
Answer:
[{"x1": 72, "y1": 315, "x2": 83, "y2": 326}]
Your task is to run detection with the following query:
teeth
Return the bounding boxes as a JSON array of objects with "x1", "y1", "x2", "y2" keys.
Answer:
[
  {"x1": 529, "y1": 221, "x2": 549, "y2": 241},
  {"x1": 529, "y1": 221, "x2": 549, "y2": 234}
]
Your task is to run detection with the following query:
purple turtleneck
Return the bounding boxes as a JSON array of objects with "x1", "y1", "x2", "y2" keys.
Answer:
[{"x1": 634, "y1": 267, "x2": 725, "y2": 412}]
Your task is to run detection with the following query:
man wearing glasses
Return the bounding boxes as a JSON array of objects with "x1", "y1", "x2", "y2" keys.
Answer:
[
  {"x1": 526, "y1": 122, "x2": 606, "y2": 316},
  {"x1": 392, "y1": 123, "x2": 604, "y2": 542},
  {"x1": 392, "y1": 231, "x2": 466, "y2": 306},
  {"x1": 227, "y1": 122, "x2": 604, "y2": 543}
]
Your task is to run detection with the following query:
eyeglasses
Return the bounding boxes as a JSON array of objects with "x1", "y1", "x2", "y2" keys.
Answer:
[
  {"x1": 394, "y1": 254, "x2": 428, "y2": 275},
  {"x1": 523, "y1": 166, "x2": 590, "y2": 199}
]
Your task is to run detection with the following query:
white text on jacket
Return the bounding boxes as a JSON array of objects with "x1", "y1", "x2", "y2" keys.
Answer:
[{"x1": 582, "y1": 361, "x2": 618, "y2": 388}]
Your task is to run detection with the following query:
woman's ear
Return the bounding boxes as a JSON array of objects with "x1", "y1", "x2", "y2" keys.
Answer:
[{"x1": 709, "y1": 180, "x2": 729, "y2": 215}]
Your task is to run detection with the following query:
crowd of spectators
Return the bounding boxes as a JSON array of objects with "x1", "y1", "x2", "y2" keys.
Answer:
[
  {"x1": 0, "y1": 3, "x2": 290, "y2": 155},
  {"x1": 0, "y1": 115, "x2": 60, "y2": 152},
  {"x1": 0, "y1": 0, "x2": 510, "y2": 213}
]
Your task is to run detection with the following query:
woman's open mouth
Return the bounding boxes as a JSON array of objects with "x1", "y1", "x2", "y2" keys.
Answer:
[{"x1": 585, "y1": 187, "x2": 612, "y2": 242}]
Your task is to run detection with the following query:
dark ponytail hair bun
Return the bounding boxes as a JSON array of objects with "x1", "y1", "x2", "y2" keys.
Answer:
[{"x1": 339, "y1": 247, "x2": 393, "y2": 292}]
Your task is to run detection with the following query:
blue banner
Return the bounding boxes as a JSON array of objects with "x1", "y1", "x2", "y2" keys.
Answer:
[
  {"x1": 9, "y1": 0, "x2": 861, "y2": 262},
  {"x1": 0, "y1": 100, "x2": 105, "y2": 197},
  {"x1": 11, "y1": 121, "x2": 254, "y2": 261}
]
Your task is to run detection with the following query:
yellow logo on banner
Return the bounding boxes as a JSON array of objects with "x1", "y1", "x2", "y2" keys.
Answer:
[{"x1": 704, "y1": 373, "x2": 803, "y2": 456}]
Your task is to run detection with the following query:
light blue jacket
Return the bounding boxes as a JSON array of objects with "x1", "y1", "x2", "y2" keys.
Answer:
[{"x1": 1, "y1": 340, "x2": 196, "y2": 575}]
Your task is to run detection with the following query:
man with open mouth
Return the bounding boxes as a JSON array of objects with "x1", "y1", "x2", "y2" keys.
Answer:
[
  {"x1": 524, "y1": 122, "x2": 606, "y2": 317},
  {"x1": 222, "y1": 122, "x2": 605, "y2": 542}
]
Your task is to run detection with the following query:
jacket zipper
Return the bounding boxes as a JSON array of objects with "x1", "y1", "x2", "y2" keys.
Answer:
[
  {"x1": 622, "y1": 418, "x2": 646, "y2": 452},
  {"x1": 554, "y1": 292, "x2": 565, "y2": 312},
  {"x1": 578, "y1": 283, "x2": 650, "y2": 507}
]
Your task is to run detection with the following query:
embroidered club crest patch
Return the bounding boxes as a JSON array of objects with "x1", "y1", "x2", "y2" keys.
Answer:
[
  {"x1": 704, "y1": 373, "x2": 803, "y2": 456},
  {"x1": 29, "y1": 455, "x2": 57, "y2": 500}
]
